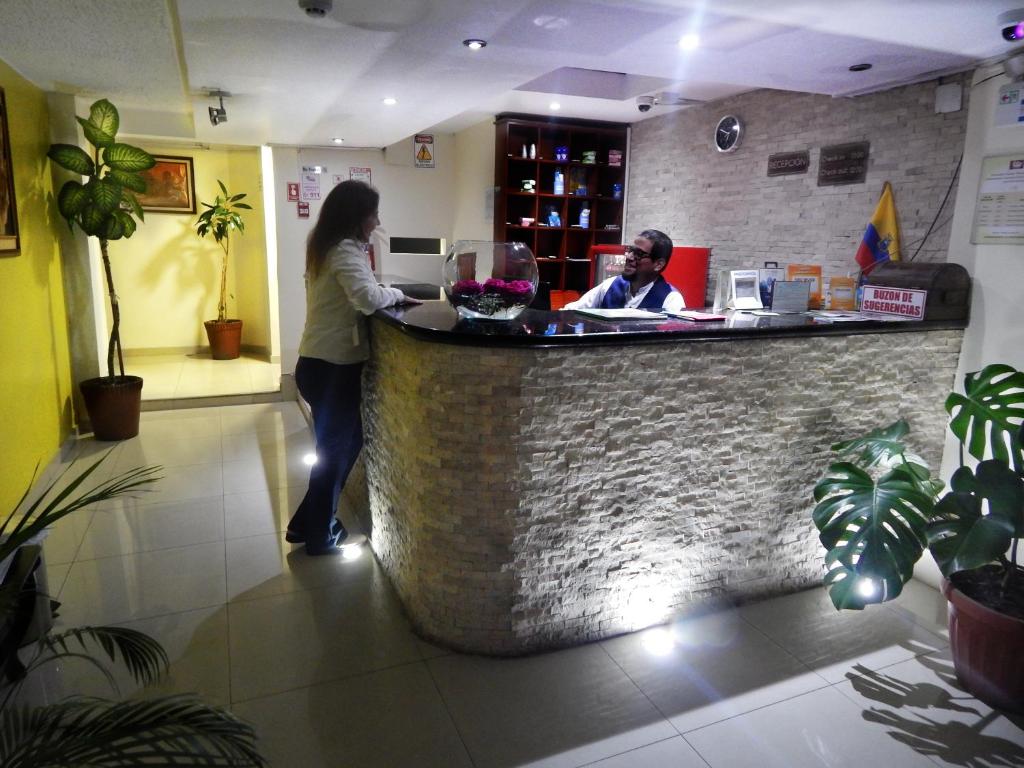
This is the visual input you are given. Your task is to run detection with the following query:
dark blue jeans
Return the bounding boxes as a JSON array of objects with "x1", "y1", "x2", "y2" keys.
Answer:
[{"x1": 289, "y1": 356, "x2": 364, "y2": 548}]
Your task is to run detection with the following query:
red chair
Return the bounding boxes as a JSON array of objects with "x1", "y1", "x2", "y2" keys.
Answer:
[{"x1": 586, "y1": 244, "x2": 710, "y2": 308}]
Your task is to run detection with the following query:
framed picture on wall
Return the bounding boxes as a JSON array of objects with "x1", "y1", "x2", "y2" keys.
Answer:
[
  {"x1": 137, "y1": 155, "x2": 196, "y2": 214},
  {"x1": 0, "y1": 88, "x2": 20, "y2": 254}
]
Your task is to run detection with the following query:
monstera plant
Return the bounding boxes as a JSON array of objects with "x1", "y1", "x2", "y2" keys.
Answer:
[
  {"x1": 812, "y1": 363, "x2": 1024, "y2": 712},
  {"x1": 194, "y1": 180, "x2": 250, "y2": 359},
  {"x1": 47, "y1": 99, "x2": 155, "y2": 440},
  {"x1": 0, "y1": 456, "x2": 266, "y2": 765}
]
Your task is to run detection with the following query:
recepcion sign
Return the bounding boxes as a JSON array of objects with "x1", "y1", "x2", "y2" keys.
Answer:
[
  {"x1": 817, "y1": 142, "x2": 869, "y2": 186},
  {"x1": 767, "y1": 151, "x2": 809, "y2": 177}
]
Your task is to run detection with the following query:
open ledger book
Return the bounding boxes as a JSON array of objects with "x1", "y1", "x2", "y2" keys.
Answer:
[{"x1": 570, "y1": 308, "x2": 665, "y2": 320}]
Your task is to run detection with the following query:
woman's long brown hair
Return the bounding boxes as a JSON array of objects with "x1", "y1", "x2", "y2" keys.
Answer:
[{"x1": 305, "y1": 180, "x2": 379, "y2": 278}]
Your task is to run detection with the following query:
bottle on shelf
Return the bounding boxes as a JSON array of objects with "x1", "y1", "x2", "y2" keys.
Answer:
[
  {"x1": 579, "y1": 205, "x2": 590, "y2": 229},
  {"x1": 553, "y1": 168, "x2": 565, "y2": 195},
  {"x1": 529, "y1": 143, "x2": 536, "y2": 159},
  {"x1": 521, "y1": 145, "x2": 528, "y2": 158}
]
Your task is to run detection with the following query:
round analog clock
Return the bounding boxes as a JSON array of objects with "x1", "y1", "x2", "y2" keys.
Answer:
[{"x1": 714, "y1": 114, "x2": 743, "y2": 153}]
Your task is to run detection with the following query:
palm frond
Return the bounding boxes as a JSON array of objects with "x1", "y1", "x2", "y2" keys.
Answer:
[
  {"x1": 0, "y1": 695, "x2": 266, "y2": 767},
  {"x1": 42, "y1": 626, "x2": 169, "y2": 688}
]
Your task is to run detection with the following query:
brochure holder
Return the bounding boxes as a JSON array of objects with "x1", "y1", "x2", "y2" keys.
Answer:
[{"x1": 712, "y1": 269, "x2": 764, "y2": 312}]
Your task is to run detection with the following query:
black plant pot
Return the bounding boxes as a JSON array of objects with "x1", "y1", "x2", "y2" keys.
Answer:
[{"x1": 79, "y1": 375, "x2": 143, "y2": 441}]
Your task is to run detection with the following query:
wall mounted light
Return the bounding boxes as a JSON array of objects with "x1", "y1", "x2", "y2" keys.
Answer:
[
  {"x1": 208, "y1": 90, "x2": 230, "y2": 126},
  {"x1": 382, "y1": 97, "x2": 397, "y2": 106},
  {"x1": 463, "y1": 38, "x2": 487, "y2": 50},
  {"x1": 331, "y1": 137, "x2": 344, "y2": 145}
]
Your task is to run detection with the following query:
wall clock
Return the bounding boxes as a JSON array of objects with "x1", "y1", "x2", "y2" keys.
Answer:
[{"x1": 714, "y1": 114, "x2": 743, "y2": 153}]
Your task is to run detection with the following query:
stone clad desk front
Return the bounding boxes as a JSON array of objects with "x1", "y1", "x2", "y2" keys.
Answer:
[{"x1": 352, "y1": 303, "x2": 965, "y2": 655}]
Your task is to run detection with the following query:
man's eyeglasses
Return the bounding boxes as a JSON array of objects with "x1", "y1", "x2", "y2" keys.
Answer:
[{"x1": 625, "y1": 245, "x2": 653, "y2": 260}]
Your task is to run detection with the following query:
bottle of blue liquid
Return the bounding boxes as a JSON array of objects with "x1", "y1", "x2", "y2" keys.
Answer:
[
  {"x1": 553, "y1": 168, "x2": 564, "y2": 195},
  {"x1": 579, "y1": 205, "x2": 590, "y2": 229}
]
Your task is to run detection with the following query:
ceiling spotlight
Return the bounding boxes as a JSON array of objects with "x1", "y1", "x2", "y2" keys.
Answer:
[
  {"x1": 207, "y1": 90, "x2": 229, "y2": 126},
  {"x1": 549, "y1": 101, "x2": 561, "y2": 111},
  {"x1": 298, "y1": 0, "x2": 332, "y2": 18},
  {"x1": 849, "y1": 63, "x2": 873, "y2": 72},
  {"x1": 382, "y1": 97, "x2": 397, "y2": 106},
  {"x1": 463, "y1": 38, "x2": 487, "y2": 50},
  {"x1": 678, "y1": 33, "x2": 700, "y2": 51},
  {"x1": 331, "y1": 137, "x2": 344, "y2": 144}
]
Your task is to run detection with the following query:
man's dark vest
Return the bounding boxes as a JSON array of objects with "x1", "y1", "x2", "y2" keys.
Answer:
[{"x1": 599, "y1": 275, "x2": 678, "y2": 310}]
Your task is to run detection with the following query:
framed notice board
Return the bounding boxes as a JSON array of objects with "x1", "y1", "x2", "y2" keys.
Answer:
[{"x1": 971, "y1": 153, "x2": 1024, "y2": 245}]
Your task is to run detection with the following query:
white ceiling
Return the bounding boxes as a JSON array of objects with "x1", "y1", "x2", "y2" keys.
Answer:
[{"x1": 0, "y1": 0, "x2": 1018, "y2": 148}]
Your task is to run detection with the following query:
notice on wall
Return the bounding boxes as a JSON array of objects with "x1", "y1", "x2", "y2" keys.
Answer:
[
  {"x1": 817, "y1": 142, "x2": 869, "y2": 186},
  {"x1": 971, "y1": 153, "x2": 1024, "y2": 245},
  {"x1": 331, "y1": 174, "x2": 344, "y2": 188},
  {"x1": 995, "y1": 83, "x2": 1024, "y2": 127},
  {"x1": 297, "y1": 201, "x2": 310, "y2": 219},
  {"x1": 349, "y1": 167, "x2": 372, "y2": 184},
  {"x1": 300, "y1": 165, "x2": 325, "y2": 201},
  {"x1": 286, "y1": 182, "x2": 299, "y2": 202},
  {"x1": 414, "y1": 134, "x2": 434, "y2": 168},
  {"x1": 861, "y1": 286, "x2": 926, "y2": 319},
  {"x1": 767, "y1": 150, "x2": 809, "y2": 177}
]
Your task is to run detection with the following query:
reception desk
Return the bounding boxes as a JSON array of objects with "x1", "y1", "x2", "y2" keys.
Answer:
[{"x1": 349, "y1": 302, "x2": 965, "y2": 655}]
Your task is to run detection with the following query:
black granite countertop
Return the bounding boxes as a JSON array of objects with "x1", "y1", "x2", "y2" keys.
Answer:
[{"x1": 373, "y1": 300, "x2": 966, "y2": 348}]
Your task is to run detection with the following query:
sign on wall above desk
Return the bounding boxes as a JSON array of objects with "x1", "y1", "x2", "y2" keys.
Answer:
[
  {"x1": 818, "y1": 142, "x2": 870, "y2": 186},
  {"x1": 767, "y1": 151, "x2": 809, "y2": 176}
]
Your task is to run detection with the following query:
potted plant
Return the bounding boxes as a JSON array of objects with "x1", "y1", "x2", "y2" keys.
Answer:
[
  {"x1": 1, "y1": 456, "x2": 266, "y2": 764},
  {"x1": 194, "y1": 180, "x2": 250, "y2": 360},
  {"x1": 812, "y1": 363, "x2": 1024, "y2": 712},
  {"x1": 47, "y1": 99, "x2": 155, "y2": 440}
]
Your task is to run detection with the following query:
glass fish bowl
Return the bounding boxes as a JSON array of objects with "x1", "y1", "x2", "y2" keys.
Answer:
[{"x1": 442, "y1": 240, "x2": 539, "y2": 320}]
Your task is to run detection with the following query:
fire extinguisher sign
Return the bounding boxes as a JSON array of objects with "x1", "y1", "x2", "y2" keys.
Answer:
[{"x1": 414, "y1": 134, "x2": 434, "y2": 168}]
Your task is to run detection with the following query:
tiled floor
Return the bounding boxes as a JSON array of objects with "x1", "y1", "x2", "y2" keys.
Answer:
[
  {"x1": 22, "y1": 401, "x2": 1024, "y2": 767},
  {"x1": 124, "y1": 352, "x2": 280, "y2": 401}
]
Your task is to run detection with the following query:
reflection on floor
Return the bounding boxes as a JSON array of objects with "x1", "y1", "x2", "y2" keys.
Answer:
[
  {"x1": 125, "y1": 352, "x2": 281, "y2": 402},
  {"x1": 23, "y1": 401, "x2": 1024, "y2": 767}
]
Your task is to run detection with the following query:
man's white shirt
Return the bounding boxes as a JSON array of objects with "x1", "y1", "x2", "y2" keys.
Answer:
[{"x1": 563, "y1": 277, "x2": 685, "y2": 312}]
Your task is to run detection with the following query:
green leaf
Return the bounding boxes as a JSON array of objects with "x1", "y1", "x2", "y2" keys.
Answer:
[
  {"x1": 927, "y1": 460, "x2": 1024, "y2": 576},
  {"x1": 106, "y1": 168, "x2": 147, "y2": 193},
  {"x1": 76, "y1": 116, "x2": 115, "y2": 149},
  {"x1": 80, "y1": 204, "x2": 107, "y2": 235},
  {"x1": 57, "y1": 180, "x2": 90, "y2": 218},
  {"x1": 101, "y1": 213, "x2": 125, "y2": 240},
  {"x1": 229, "y1": 193, "x2": 246, "y2": 201},
  {"x1": 946, "y1": 364, "x2": 1024, "y2": 471},
  {"x1": 88, "y1": 177, "x2": 123, "y2": 214},
  {"x1": 235, "y1": 202, "x2": 253, "y2": 209},
  {"x1": 113, "y1": 209, "x2": 137, "y2": 239},
  {"x1": 47, "y1": 144, "x2": 95, "y2": 175},
  {"x1": 831, "y1": 420, "x2": 910, "y2": 468},
  {"x1": 218, "y1": 179, "x2": 228, "y2": 197},
  {"x1": 87, "y1": 98, "x2": 119, "y2": 139},
  {"x1": 104, "y1": 142, "x2": 156, "y2": 172},
  {"x1": 45, "y1": 625, "x2": 168, "y2": 687},
  {"x1": 812, "y1": 462, "x2": 934, "y2": 609},
  {"x1": 121, "y1": 190, "x2": 144, "y2": 222}
]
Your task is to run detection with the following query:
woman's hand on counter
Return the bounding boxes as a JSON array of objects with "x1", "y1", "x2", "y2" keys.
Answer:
[{"x1": 398, "y1": 296, "x2": 423, "y2": 306}]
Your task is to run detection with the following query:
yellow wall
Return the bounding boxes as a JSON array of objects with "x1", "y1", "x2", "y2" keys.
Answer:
[
  {"x1": 116, "y1": 146, "x2": 268, "y2": 352},
  {"x1": 0, "y1": 59, "x2": 73, "y2": 510}
]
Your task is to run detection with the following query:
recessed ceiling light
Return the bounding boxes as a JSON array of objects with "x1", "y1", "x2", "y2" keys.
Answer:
[
  {"x1": 382, "y1": 97, "x2": 397, "y2": 105},
  {"x1": 678, "y1": 33, "x2": 700, "y2": 51},
  {"x1": 463, "y1": 38, "x2": 487, "y2": 50},
  {"x1": 331, "y1": 137, "x2": 344, "y2": 145},
  {"x1": 849, "y1": 63, "x2": 872, "y2": 72},
  {"x1": 549, "y1": 101, "x2": 561, "y2": 111}
]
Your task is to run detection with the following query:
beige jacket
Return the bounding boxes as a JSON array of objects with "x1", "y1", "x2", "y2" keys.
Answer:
[{"x1": 298, "y1": 238, "x2": 406, "y2": 364}]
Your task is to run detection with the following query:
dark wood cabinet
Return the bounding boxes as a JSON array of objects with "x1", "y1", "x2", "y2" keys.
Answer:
[{"x1": 493, "y1": 115, "x2": 629, "y2": 294}]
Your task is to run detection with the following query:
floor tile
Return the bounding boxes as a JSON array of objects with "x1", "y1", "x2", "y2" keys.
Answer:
[
  {"x1": 113, "y1": 431, "x2": 223, "y2": 471},
  {"x1": 44, "y1": 562, "x2": 70, "y2": 598},
  {"x1": 428, "y1": 643, "x2": 676, "y2": 768},
  {"x1": 684, "y1": 685, "x2": 937, "y2": 768},
  {"x1": 227, "y1": 578, "x2": 422, "y2": 702},
  {"x1": 40, "y1": 510, "x2": 95, "y2": 566},
  {"x1": 232, "y1": 663, "x2": 473, "y2": 768},
  {"x1": 221, "y1": 425, "x2": 313, "y2": 465},
  {"x1": 886, "y1": 579, "x2": 950, "y2": 639},
  {"x1": 222, "y1": 454, "x2": 308, "y2": 496},
  {"x1": 739, "y1": 587, "x2": 947, "y2": 683},
  {"x1": 835, "y1": 650, "x2": 1024, "y2": 767},
  {"x1": 76, "y1": 496, "x2": 225, "y2": 560},
  {"x1": 95, "y1": 463, "x2": 223, "y2": 510},
  {"x1": 602, "y1": 609, "x2": 827, "y2": 733},
  {"x1": 58, "y1": 542, "x2": 227, "y2": 626},
  {"x1": 225, "y1": 531, "x2": 375, "y2": 602},
  {"x1": 136, "y1": 413, "x2": 223, "y2": 439},
  {"x1": 223, "y1": 485, "x2": 307, "y2": 539},
  {"x1": 220, "y1": 403, "x2": 306, "y2": 435},
  {"x1": 580, "y1": 737, "x2": 707, "y2": 767}
]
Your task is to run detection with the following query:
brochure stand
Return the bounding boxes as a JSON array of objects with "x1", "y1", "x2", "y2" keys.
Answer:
[{"x1": 712, "y1": 269, "x2": 764, "y2": 312}]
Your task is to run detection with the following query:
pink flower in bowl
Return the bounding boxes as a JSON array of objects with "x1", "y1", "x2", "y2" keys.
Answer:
[
  {"x1": 503, "y1": 280, "x2": 534, "y2": 297},
  {"x1": 483, "y1": 278, "x2": 508, "y2": 293},
  {"x1": 451, "y1": 280, "x2": 484, "y2": 295}
]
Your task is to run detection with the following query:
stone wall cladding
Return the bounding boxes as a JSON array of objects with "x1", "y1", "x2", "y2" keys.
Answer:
[
  {"x1": 626, "y1": 76, "x2": 970, "y2": 304},
  {"x1": 363, "y1": 322, "x2": 963, "y2": 654}
]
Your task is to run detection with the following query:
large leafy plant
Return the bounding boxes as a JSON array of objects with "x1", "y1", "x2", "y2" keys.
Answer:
[
  {"x1": 812, "y1": 363, "x2": 1024, "y2": 610},
  {"x1": 194, "y1": 181, "x2": 250, "y2": 323},
  {"x1": 0, "y1": 456, "x2": 266, "y2": 765},
  {"x1": 47, "y1": 99, "x2": 155, "y2": 380}
]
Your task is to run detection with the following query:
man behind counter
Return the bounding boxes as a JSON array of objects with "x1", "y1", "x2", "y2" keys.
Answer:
[{"x1": 563, "y1": 229, "x2": 684, "y2": 312}]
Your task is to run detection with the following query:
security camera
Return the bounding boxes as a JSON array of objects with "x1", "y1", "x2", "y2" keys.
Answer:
[
  {"x1": 207, "y1": 91, "x2": 229, "y2": 126},
  {"x1": 636, "y1": 95, "x2": 655, "y2": 113},
  {"x1": 299, "y1": 0, "x2": 333, "y2": 18},
  {"x1": 998, "y1": 9, "x2": 1024, "y2": 41}
]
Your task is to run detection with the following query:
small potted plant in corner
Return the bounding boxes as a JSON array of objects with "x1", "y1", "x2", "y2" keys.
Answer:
[
  {"x1": 47, "y1": 99, "x2": 155, "y2": 440},
  {"x1": 194, "y1": 180, "x2": 250, "y2": 360},
  {"x1": 812, "y1": 363, "x2": 1024, "y2": 712}
]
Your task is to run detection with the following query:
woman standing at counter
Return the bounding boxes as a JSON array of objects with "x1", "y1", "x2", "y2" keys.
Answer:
[{"x1": 286, "y1": 180, "x2": 419, "y2": 555}]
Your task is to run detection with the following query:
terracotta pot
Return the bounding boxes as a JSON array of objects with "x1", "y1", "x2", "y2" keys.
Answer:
[
  {"x1": 79, "y1": 376, "x2": 143, "y2": 441},
  {"x1": 204, "y1": 319, "x2": 243, "y2": 360},
  {"x1": 943, "y1": 578, "x2": 1024, "y2": 713}
]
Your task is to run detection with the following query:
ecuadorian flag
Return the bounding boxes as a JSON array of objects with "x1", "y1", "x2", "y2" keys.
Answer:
[{"x1": 855, "y1": 182, "x2": 900, "y2": 275}]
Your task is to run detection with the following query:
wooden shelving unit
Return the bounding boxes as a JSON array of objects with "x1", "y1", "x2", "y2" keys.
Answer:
[{"x1": 493, "y1": 114, "x2": 628, "y2": 293}]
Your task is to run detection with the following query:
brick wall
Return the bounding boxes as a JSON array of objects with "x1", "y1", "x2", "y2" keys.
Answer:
[
  {"x1": 360, "y1": 321, "x2": 963, "y2": 655},
  {"x1": 626, "y1": 76, "x2": 969, "y2": 304}
]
